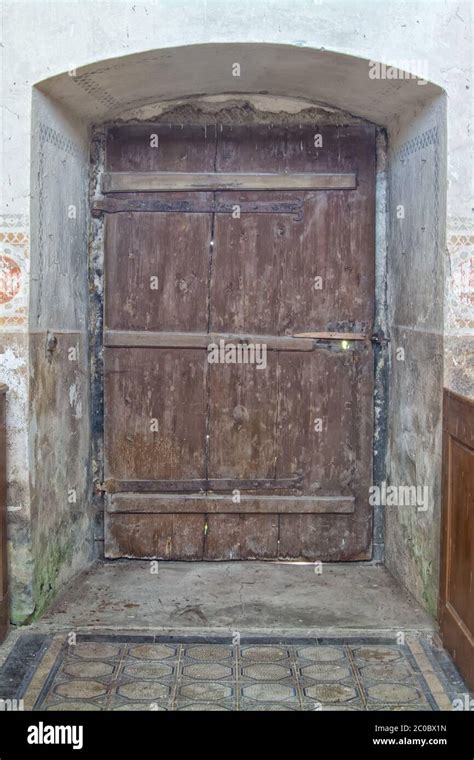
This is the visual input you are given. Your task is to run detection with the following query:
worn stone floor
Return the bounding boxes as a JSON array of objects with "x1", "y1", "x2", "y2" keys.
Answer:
[
  {"x1": 34, "y1": 560, "x2": 436, "y2": 634},
  {"x1": 0, "y1": 561, "x2": 470, "y2": 711}
]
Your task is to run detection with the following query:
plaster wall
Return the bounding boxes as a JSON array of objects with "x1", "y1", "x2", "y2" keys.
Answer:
[
  {"x1": 28, "y1": 91, "x2": 94, "y2": 619},
  {"x1": 386, "y1": 101, "x2": 447, "y2": 613}
]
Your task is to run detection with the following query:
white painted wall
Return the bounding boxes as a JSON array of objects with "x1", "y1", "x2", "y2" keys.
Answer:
[{"x1": 2, "y1": 1, "x2": 472, "y2": 216}]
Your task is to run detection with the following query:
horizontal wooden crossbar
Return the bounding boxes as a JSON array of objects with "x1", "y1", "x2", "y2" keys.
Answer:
[
  {"x1": 104, "y1": 331, "x2": 313, "y2": 351},
  {"x1": 99, "y1": 477, "x2": 302, "y2": 494},
  {"x1": 107, "y1": 494, "x2": 355, "y2": 515},
  {"x1": 103, "y1": 331, "x2": 367, "y2": 351},
  {"x1": 102, "y1": 171, "x2": 357, "y2": 193},
  {"x1": 92, "y1": 197, "x2": 304, "y2": 218},
  {"x1": 292, "y1": 332, "x2": 367, "y2": 341}
]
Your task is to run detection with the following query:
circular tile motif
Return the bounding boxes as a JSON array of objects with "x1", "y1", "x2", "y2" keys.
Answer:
[
  {"x1": 54, "y1": 680, "x2": 107, "y2": 699},
  {"x1": 242, "y1": 663, "x2": 292, "y2": 681},
  {"x1": 367, "y1": 683, "x2": 420, "y2": 703},
  {"x1": 304, "y1": 683, "x2": 357, "y2": 703},
  {"x1": 118, "y1": 681, "x2": 170, "y2": 701},
  {"x1": 183, "y1": 663, "x2": 232, "y2": 680},
  {"x1": 70, "y1": 642, "x2": 120, "y2": 660},
  {"x1": 62, "y1": 660, "x2": 115, "y2": 679},
  {"x1": 128, "y1": 644, "x2": 177, "y2": 660},
  {"x1": 241, "y1": 646, "x2": 289, "y2": 662}
]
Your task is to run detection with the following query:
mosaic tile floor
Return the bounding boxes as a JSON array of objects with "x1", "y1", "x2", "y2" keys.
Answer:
[{"x1": 3, "y1": 634, "x2": 470, "y2": 711}]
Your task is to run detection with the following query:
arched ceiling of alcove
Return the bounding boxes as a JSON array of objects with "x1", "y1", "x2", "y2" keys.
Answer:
[{"x1": 36, "y1": 43, "x2": 442, "y2": 127}]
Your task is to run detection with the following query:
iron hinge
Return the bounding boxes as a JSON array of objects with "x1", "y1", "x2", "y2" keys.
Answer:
[{"x1": 371, "y1": 332, "x2": 390, "y2": 346}]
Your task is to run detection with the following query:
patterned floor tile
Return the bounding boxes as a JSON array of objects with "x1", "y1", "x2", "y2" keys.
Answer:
[
  {"x1": 112, "y1": 702, "x2": 168, "y2": 711},
  {"x1": 126, "y1": 643, "x2": 178, "y2": 660},
  {"x1": 241, "y1": 663, "x2": 293, "y2": 680},
  {"x1": 2, "y1": 634, "x2": 468, "y2": 712},
  {"x1": 61, "y1": 660, "x2": 116, "y2": 679},
  {"x1": 303, "y1": 682, "x2": 359, "y2": 703},
  {"x1": 178, "y1": 680, "x2": 234, "y2": 701},
  {"x1": 184, "y1": 644, "x2": 233, "y2": 661},
  {"x1": 116, "y1": 680, "x2": 172, "y2": 701},
  {"x1": 176, "y1": 702, "x2": 233, "y2": 711},
  {"x1": 44, "y1": 700, "x2": 103, "y2": 711},
  {"x1": 358, "y1": 660, "x2": 416, "y2": 681},
  {"x1": 300, "y1": 663, "x2": 353, "y2": 681},
  {"x1": 240, "y1": 699, "x2": 300, "y2": 711},
  {"x1": 297, "y1": 645, "x2": 346, "y2": 662},
  {"x1": 53, "y1": 679, "x2": 109, "y2": 700},
  {"x1": 241, "y1": 682, "x2": 298, "y2": 702},
  {"x1": 121, "y1": 660, "x2": 175, "y2": 679},
  {"x1": 71, "y1": 642, "x2": 121, "y2": 660},
  {"x1": 352, "y1": 645, "x2": 401, "y2": 663},
  {"x1": 302, "y1": 699, "x2": 363, "y2": 711},
  {"x1": 182, "y1": 662, "x2": 234, "y2": 680},
  {"x1": 240, "y1": 645, "x2": 290, "y2": 662}
]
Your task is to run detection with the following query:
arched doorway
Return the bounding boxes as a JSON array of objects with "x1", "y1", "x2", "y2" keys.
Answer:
[{"x1": 26, "y1": 43, "x2": 445, "y2": 618}]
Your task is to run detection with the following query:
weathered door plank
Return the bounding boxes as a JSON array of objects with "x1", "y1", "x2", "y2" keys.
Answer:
[
  {"x1": 104, "y1": 330, "x2": 316, "y2": 351},
  {"x1": 93, "y1": 196, "x2": 305, "y2": 218},
  {"x1": 100, "y1": 476, "x2": 302, "y2": 493},
  {"x1": 102, "y1": 171, "x2": 357, "y2": 193},
  {"x1": 107, "y1": 494, "x2": 355, "y2": 513}
]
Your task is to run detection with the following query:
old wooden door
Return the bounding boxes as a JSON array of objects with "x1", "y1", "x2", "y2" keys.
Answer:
[
  {"x1": 99, "y1": 123, "x2": 375, "y2": 561},
  {"x1": 439, "y1": 390, "x2": 474, "y2": 690}
]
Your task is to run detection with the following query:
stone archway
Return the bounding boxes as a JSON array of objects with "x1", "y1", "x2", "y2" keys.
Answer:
[{"x1": 19, "y1": 43, "x2": 446, "y2": 622}]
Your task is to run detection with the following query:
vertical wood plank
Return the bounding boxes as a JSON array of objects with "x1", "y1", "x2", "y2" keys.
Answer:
[
  {"x1": 106, "y1": 124, "x2": 218, "y2": 172},
  {"x1": 105, "y1": 210, "x2": 212, "y2": 332},
  {"x1": 105, "y1": 513, "x2": 205, "y2": 560},
  {"x1": 104, "y1": 348, "x2": 207, "y2": 480},
  {"x1": 208, "y1": 355, "x2": 279, "y2": 479},
  {"x1": 204, "y1": 514, "x2": 279, "y2": 559}
]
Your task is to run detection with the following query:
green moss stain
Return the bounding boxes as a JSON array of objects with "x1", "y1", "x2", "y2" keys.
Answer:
[
  {"x1": 419, "y1": 559, "x2": 437, "y2": 617},
  {"x1": 31, "y1": 535, "x2": 75, "y2": 620},
  {"x1": 8, "y1": 539, "x2": 35, "y2": 625},
  {"x1": 400, "y1": 520, "x2": 438, "y2": 618}
]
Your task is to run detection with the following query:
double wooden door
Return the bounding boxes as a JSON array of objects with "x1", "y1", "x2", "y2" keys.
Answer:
[{"x1": 99, "y1": 123, "x2": 375, "y2": 560}]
